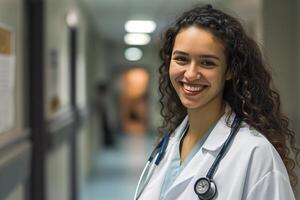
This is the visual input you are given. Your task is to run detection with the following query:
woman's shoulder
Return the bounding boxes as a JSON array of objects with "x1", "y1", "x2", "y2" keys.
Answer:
[
  {"x1": 235, "y1": 123, "x2": 279, "y2": 159},
  {"x1": 230, "y1": 122, "x2": 294, "y2": 198},
  {"x1": 235, "y1": 123, "x2": 272, "y2": 149},
  {"x1": 234, "y1": 122, "x2": 289, "y2": 177}
]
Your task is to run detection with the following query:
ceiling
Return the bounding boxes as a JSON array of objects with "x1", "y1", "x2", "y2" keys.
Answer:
[
  {"x1": 79, "y1": 0, "x2": 261, "y2": 68},
  {"x1": 80, "y1": 0, "x2": 227, "y2": 45}
]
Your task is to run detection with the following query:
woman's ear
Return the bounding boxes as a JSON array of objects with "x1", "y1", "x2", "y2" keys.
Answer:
[{"x1": 225, "y1": 69, "x2": 232, "y2": 80}]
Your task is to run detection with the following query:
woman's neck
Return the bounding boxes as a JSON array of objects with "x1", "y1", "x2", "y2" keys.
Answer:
[{"x1": 187, "y1": 101, "x2": 225, "y2": 142}]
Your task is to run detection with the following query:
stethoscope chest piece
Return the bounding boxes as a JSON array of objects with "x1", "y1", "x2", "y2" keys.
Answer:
[{"x1": 194, "y1": 177, "x2": 217, "y2": 200}]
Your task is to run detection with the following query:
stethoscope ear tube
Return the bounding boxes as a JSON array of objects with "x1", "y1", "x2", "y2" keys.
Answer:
[
  {"x1": 155, "y1": 131, "x2": 171, "y2": 165},
  {"x1": 134, "y1": 132, "x2": 171, "y2": 200},
  {"x1": 134, "y1": 161, "x2": 150, "y2": 200},
  {"x1": 134, "y1": 157, "x2": 158, "y2": 200}
]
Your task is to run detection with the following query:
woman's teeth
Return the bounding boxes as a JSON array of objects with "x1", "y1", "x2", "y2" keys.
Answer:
[{"x1": 183, "y1": 83, "x2": 204, "y2": 92}]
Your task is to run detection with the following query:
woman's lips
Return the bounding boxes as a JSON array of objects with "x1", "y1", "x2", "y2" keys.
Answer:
[{"x1": 181, "y1": 82, "x2": 207, "y2": 96}]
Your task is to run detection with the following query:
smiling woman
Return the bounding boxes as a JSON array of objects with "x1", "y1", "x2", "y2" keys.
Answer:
[
  {"x1": 134, "y1": 4, "x2": 299, "y2": 200},
  {"x1": 169, "y1": 27, "x2": 230, "y2": 112}
]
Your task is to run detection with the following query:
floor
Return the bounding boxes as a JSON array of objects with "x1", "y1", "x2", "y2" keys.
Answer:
[{"x1": 81, "y1": 134, "x2": 154, "y2": 200}]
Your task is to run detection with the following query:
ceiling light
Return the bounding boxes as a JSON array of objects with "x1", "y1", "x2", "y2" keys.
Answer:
[
  {"x1": 124, "y1": 33, "x2": 151, "y2": 45},
  {"x1": 125, "y1": 20, "x2": 156, "y2": 33},
  {"x1": 66, "y1": 10, "x2": 78, "y2": 27},
  {"x1": 124, "y1": 47, "x2": 143, "y2": 61}
]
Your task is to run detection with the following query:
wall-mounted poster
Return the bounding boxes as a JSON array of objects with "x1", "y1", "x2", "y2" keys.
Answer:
[{"x1": 0, "y1": 24, "x2": 15, "y2": 133}]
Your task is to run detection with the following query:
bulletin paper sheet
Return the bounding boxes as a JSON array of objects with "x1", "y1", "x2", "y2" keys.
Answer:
[
  {"x1": 0, "y1": 55, "x2": 15, "y2": 133},
  {"x1": 0, "y1": 25, "x2": 15, "y2": 133}
]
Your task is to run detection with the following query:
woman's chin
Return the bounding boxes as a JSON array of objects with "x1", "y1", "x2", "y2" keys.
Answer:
[{"x1": 181, "y1": 100, "x2": 201, "y2": 109}]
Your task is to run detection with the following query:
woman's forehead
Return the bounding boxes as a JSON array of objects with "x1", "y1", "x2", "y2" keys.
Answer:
[{"x1": 173, "y1": 26, "x2": 225, "y2": 57}]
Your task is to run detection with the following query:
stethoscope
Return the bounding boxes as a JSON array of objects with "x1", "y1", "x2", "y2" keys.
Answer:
[{"x1": 134, "y1": 115, "x2": 242, "y2": 200}]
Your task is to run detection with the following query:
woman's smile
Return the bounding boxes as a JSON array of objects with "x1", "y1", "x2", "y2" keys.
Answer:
[{"x1": 180, "y1": 82, "x2": 208, "y2": 96}]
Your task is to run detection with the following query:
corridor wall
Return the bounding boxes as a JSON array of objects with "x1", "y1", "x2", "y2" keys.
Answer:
[
  {"x1": 44, "y1": 0, "x2": 90, "y2": 199},
  {"x1": 0, "y1": 0, "x2": 30, "y2": 200},
  {"x1": 262, "y1": 0, "x2": 300, "y2": 197},
  {"x1": 85, "y1": 28, "x2": 110, "y2": 157}
]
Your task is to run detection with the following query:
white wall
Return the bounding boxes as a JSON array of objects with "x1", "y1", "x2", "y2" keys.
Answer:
[
  {"x1": 46, "y1": 143, "x2": 70, "y2": 200},
  {"x1": 297, "y1": 0, "x2": 300, "y2": 140},
  {"x1": 0, "y1": 0, "x2": 26, "y2": 199},
  {"x1": 262, "y1": 0, "x2": 299, "y2": 197},
  {"x1": 295, "y1": 1, "x2": 300, "y2": 197},
  {"x1": 45, "y1": 0, "x2": 71, "y2": 119},
  {"x1": 44, "y1": 0, "x2": 90, "y2": 199},
  {"x1": 5, "y1": 185, "x2": 24, "y2": 200},
  {"x1": 262, "y1": 1, "x2": 298, "y2": 119},
  {"x1": 0, "y1": 0, "x2": 25, "y2": 134},
  {"x1": 85, "y1": 28, "x2": 110, "y2": 140}
]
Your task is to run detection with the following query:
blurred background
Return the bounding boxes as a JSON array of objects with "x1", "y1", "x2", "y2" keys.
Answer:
[{"x1": 0, "y1": 0, "x2": 299, "y2": 199}]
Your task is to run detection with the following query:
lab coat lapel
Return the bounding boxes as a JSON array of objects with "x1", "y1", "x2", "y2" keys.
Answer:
[
  {"x1": 202, "y1": 110, "x2": 235, "y2": 152},
  {"x1": 164, "y1": 154, "x2": 207, "y2": 200},
  {"x1": 138, "y1": 117, "x2": 189, "y2": 199},
  {"x1": 164, "y1": 108, "x2": 235, "y2": 200}
]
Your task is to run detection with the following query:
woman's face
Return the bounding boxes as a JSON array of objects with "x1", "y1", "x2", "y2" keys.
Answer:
[{"x1": 169, "y1": 26, "x2": 230, "y2": 110}]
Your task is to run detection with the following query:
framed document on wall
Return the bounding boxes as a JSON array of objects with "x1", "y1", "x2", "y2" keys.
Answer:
[
  {"x1": 0, "y1": 5, "x2": 31, "y2": 200},
  {"x1": 0, "y1": 24, "x2": 15, "y2": 133}
]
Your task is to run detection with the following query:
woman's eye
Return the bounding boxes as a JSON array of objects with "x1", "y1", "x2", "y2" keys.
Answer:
[
  {"x1": 173, "y1": 56, "x2": 188, "y2": 64},
  {"x1": 201, "y1": 60, "x2": 216, "y2": 67}
]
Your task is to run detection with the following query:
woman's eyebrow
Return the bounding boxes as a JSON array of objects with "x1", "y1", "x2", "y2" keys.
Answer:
[
  {"x1": 172, "y1": 50, "x2": 188, "y2": 56},
  {"x1": 199, "y1": 55, "x2": 221, "y2": 61},
  {"x1": 173, "y1": 50, "x2": 221, "y2": 61}
]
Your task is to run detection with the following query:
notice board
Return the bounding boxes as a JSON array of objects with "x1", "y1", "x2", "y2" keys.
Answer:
[{"x1": 0, "y1": 24, "x2": 15, "y2": 133}]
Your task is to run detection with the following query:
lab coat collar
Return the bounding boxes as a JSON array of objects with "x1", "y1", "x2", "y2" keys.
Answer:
[
  {"x1": 201, "y1": 104, "x2": 235, "y2": 152},
  {"x1": 165, "y1": 105, "x2": 235, "y2": 199},
  {"x1": 170, "y1": 115, "x2": 189, "y2": 144},
  {"x1": 171, "y1": 104, "x2": 235, "y2": 152}
]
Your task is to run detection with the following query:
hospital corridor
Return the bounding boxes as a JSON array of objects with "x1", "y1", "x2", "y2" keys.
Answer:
[
  {"x1": 80, "y1": 135, "x2": 154, "y2": 200},
  {"x1": 0, "y1": 0, "x2": 300, "y2": 200}
]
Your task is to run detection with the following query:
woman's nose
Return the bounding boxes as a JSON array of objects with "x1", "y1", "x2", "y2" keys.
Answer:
[{"x1": 184, "y1": 63, "x2": 199, "y2": 81}]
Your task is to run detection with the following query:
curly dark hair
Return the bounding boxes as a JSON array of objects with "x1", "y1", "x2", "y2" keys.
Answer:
[{"x1": 158, "y1": 4, "x2": 299, "y2": 188}]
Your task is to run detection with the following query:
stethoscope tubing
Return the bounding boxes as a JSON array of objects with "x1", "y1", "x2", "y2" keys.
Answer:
[
  {"x1": 134, "y1": 161, "x2": 150, "y2": 199},
  {"x1": 134, "y1": 116, "x2": 242, "y2": 200},
  {"x1": 134, "y1": 154, "x2": 159, "y2": 200},
  {"x1": 206, "y1": 116, "x2": 242, "y2": 179},
  {"x1": 134, "y1": 132, "x2": 171, "y2": 200}
]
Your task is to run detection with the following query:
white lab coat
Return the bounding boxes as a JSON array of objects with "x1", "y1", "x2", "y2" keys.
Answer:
[{"x1": 137, "y1": 107, "x2": 295, "y2": 200}]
